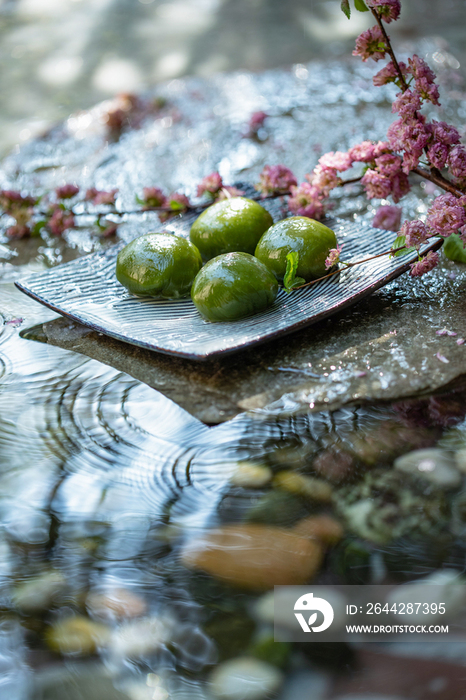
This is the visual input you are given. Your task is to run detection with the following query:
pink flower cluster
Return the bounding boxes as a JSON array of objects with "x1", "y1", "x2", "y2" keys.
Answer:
[
  {"x1": 47, "y1": 206, "x2": 75, "y2": 236},
  {"x1": 255, "y1": 164, "x2": 297, "y2": 197},
  {"x1": 426, "y1": 194, "x2": 466, "y2": 237},
  {"x1": 0, "y1": 190, "x2": 37, "y2": 213},
  {"x1": 372, "y1": 204, "x2": 401, "y2": 231},
  {"x1": 373, "y1": 60, "x2": 409, "y2": 87},
  {"x1": 196, "y1": 172, "x2": 223, "y2": 198},
  {"x1": 361, "y1": 152, "x2": 410, "y2": 202},
  {"x1": 137, "y1": 187, "x2": 191, "y2": 220},
  {"x1": 248, "y1": 111, "x2": 268, "y2": 134},
  {"x1": 410, "y1": 250, "x2": 439, "y2": 277},
  {"x1": 85, "y1": 188, "x2": 118, "y2": 206},
  {"x1": 367, "y1": 0, "x2": 401, "y2": 23},
  {"x1": 325, "y1": 244, "x2": 343, "y2": 270},
  {"x1": 399, "y1": 219, "x2": 429, "y2": 247},
  {"x1": 55, "y1": 184, "x2": 80, "y2": 199},
  {"x1": 353, "y1": 25, "x2": 387, "y2": 62},
  {"x1": 288, "y1": 182, "x2": 326, "y2": 219},
  {"x1": 0, "y1": 189, "x2": 37, "y2": 238},
  {"x1": 159, "y1": 193, "x2": 191, "y2": 222}
]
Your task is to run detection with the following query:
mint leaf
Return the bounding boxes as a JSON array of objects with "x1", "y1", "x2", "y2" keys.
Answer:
[
  {"x1": 354, "y1": 0, "x2": 369, "y2": 11},
  {"x1": 390, "y1": 235, "x2": 414, "y2": 257},
  {"x1": 341, "y1": 0, "x2": 351, "y2": 18},
  {"x1": 283, "y1": 251, "x2": 306, "y2": 292},
  {"x1": 444, "y1": 233, "x2": 466, "y2": 263}
]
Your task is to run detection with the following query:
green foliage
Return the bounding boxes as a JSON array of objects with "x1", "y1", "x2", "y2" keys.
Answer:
[
  {"x1": 390, "y1": 235, "x2": 415, "y2": 258},
  {"x1": 341, "y1": 0, "x2": 351, "y2": 19},
  {"x1": 168, "y1": 198, "x2": 185, "y2": 211},
  {"x1": 283, "y1": 251, "x2": 305, "y2": 292},
  {"x1": 31, "y1": 221, "x2": 46, "y2": 236},
  {"x1": 354, "y1": 0, "x2": 369, "y2": 11},
  {"x1": 341, "y1": 0, "x2": 369, "y2": 17},
  {"x1": 443, "y1": 233, "x2": 466, "y2": 263}
]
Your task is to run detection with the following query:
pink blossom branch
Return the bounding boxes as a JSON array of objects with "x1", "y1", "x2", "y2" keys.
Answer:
[
  {"x1": 20, "y1": 175, "x2": 365, "y2": 220},
  {"x1": 412, "y1": 166, "x2": 465, "y2": 197},
  {"x1": 370, "y1": 6, "x2": 465, "y2": 199},
  {"x1": 291, "y1": 238, "x2": 441, "y2": 291},
  {"x1": 369, "y1": 7, "x2": 408, "y2": 91}
]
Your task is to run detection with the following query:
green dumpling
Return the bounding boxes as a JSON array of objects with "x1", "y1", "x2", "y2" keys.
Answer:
[
  {"x1": 116, "y1": 232, "x2": 202, "y2": 298},
  {"x1": 189, "y1": 197, "x2": 273, "y2": 261},
  {"x1": 191, "y1": 252, "x2": 279, "y2": 322},
  {"x1": 255, "y1": 216, "x2": 337, "y2": 282}
]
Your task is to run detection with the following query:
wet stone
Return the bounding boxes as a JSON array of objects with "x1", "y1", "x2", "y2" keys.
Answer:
[
  {"x1": 45, "y1": 616, "x2": 111, "y2": 656},
  {"x1": 394, "y1": 448, "x2": 462, "y2": 490},
  {"x1": 335, "y1": 469, "x2": 449, "y2": 545},
  {"x1": 292, "y1": 515, "x2": 344, "y2": 545},
  {"x1": 180, "y1": 525, "x2": 324, "y2": 590},
  {"x1": 245, "y1": 491, "x2": 310, "y2": 528},
  {"x1": 12, "y1": 570, "x2": 67, "y2": 614},
  {"x1": 209, "y1": 657, "x2": 283, "y2": 700},
  {"x1": 230, "y1": 463, "x2": 273, "y2": 489},
  {"x1": 273, "y1": 471, "x2": 333, "y2": 502}
]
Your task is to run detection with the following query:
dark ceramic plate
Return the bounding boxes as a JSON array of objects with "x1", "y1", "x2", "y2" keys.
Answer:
[{"x1": 15, "y1": 206, "x2": 440, "y2": 361}]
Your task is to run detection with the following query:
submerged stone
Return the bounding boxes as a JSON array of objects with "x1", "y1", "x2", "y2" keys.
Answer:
[
  {"x1": 86, "y1": 587, "x2": 147, "y2": 620},
  {"x1": 229, "y1": 462, "x2": 273, "y2": 488},
  {"x1": 180, "y1": 524, "x2": 324, "y2": 590},
  {"x1": 245, "y1": 490, "x2": 310, "y2": 527},
  {"x1": 292, "y1": 515, "x2": 344, "y2": 545},
  {"x1": 394, "y1": 448, "x2": 462, "y2": 490},
  {"x1": 335, "y1": 469, "x2": 449, "y2": 544},
  {"x1": 273, "y1": 471, "x2": 333, "y2": 502},
  {"x1": 45, "y1": 616, "x2": 111, "y2": 655},
  {"x1": 209, "y1": 657, "x2": 283, "y2": 700},
  {"x1": 12, "y1": 570, "x2": 67, "y2": 614}
]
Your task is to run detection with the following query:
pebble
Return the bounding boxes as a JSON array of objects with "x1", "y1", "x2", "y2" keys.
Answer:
[
  {"x1": 210, "y1": 657, "x2": 283, "y2": 700},
  {"x1": 312, "y1": 449, "x2": 355, "y2": 483},
  {"x1": 273, "y1": 471, "x2": 333, "y2": 502},
  {"x1": 454, "y1": 448, "x2": 466, "y2": 473},
  {"x1": 12, "y1": 570, "x2": 67, "y2": 614},
  {"x1": 45, "y1": 616, "x2": 111, "y2": 655},
  {"x1": 394, "y1": 448, "x2": 462, "y2": 489},
  {"x1": 181, "y1": 525, "x2": 324, "y2": 590},
  {"x1": 255, "y1": 587, "x2": 347, "y2": 633},
  {"x1": 108, "y1": 615, "x2": 174, "y2": 658},
  {"x1": 293, "y1": 515, "x2": 344, "y2": 545},
  {"x1": 86, "y1": 587, "x2": 147, "y2": 620},
  {"x1": 230, "y1": 462, "x2": 273, "y2": 488},
  {"x1": 386, "y1": 569, "x2": 466, "y2": 624},
  {"x1": 245, "y1": 491, "x2": 307, "y2": 527}
]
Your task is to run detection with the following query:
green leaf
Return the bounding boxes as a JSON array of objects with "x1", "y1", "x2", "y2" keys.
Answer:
[
  {"x1": 354, "y1": 0, "x2": 369, "y2": 11},
  {"x1": 31, "y1": 220, "x2": 46, "y2": 237},
  {"x1": 443, "y1": 233, "x2": 466, "y2": 263},
  {"x1": 390, "y1": 235, "x2": 414, "y2": 258},
  {"x1": 168, "y1": 199, "x2": 186, "y2": 211},
  {"x1": 135, "y1": 195, "x2": 145, "y2": 205},
  {"x1": 283, "y1": 251, "x2": 306, "y2": 292},
  {"x1": 341, "y1": 0, "x2": 351, "y2": 18}
]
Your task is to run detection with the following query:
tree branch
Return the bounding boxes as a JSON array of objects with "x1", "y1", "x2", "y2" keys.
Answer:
[{"x1": 370, "y1": 8, "x2": 408, "y2": 91}]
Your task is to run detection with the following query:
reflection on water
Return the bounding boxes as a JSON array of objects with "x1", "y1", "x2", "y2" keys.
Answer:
[{"x1": 2, "y1": 287, "x2": 466, "y2": 699}]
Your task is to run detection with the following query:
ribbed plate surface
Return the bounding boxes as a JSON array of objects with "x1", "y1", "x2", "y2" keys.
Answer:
[{"x1": 15, "y1": 213, "x2": 440, "y2": 360}]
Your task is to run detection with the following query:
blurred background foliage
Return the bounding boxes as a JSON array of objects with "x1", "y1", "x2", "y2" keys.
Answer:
[{"x1": 0, "y1": 0, "x2": 465, "y2": 156}]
